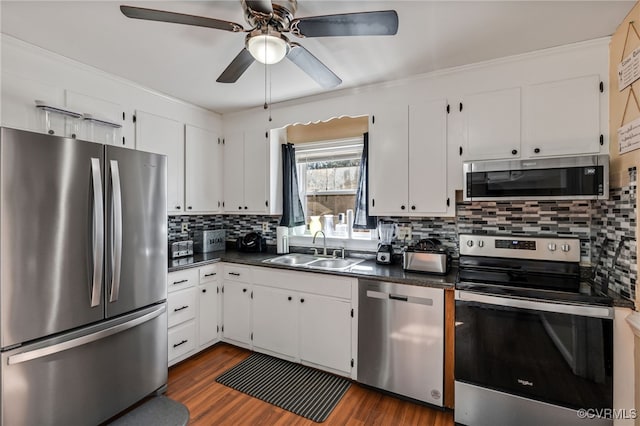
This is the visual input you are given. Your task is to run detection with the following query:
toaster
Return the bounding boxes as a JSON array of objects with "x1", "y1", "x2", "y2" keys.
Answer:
[
  {"x1": 402, "y1": 238, "x2": 451, "y2": 274},
  {"x1": 170, "y1": 240, "x2": 193, "y2": 259}
]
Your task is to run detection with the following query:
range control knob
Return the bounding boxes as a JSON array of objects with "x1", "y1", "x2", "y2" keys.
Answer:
[
  {"x1": 548, "y1": 243, "x2": 557, "y2": 252},
  {"x1": 478, "y1": 240, "x2": 485, "y2": 248},
  {"x1": 466, "y1": 240, "x2": 474, "y2": 247},
  {"x1": 561, "y1": 244, "x2": 571, "y2": 252}
]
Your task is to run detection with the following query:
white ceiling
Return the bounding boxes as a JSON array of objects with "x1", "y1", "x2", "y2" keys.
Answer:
[{"x1": 1, "y1": 1, "x2": 635, "y2": 114}]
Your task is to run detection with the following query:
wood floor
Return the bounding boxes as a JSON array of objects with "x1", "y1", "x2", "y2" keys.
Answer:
[{"x1": 166, "y1": 343, "x2": 454, "y2": 425}]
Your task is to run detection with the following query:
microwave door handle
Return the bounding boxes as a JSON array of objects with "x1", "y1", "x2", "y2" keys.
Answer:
[
  {"x1": 455, "y1": 290, "x2": 613, "y2": 319},
  {"x1": 90, "y1": 158, "x2": 104, "y2": 308},
  {"x1": 109, "y1": 160, "x2": 123, "y2": 303}
]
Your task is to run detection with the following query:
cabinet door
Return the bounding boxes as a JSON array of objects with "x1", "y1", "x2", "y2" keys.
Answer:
[
  {"x1": 523, "y1": 75, "x2": 601, "y2": 157},
  {"x1": 464, "y1": 87, "x2": 521, "y2": 160},
  {"x1": 223, "y1": 131, "x2": 245, "y2": 213},
  {"x1": 185, "y1": 125, "x2": 222, "y2": 213},
  {"x1": 369, "y1": 106, "x2": 409, "y2": 215},
  {"x1": 409, "y1": 98, "x2": 448, "y2": 215},
  {"x1": 135, "y1": 111, "x2": 184, "y2": 213},
  {"x1": 252, "y1": 285, "x2": 298, "y2": 358},
  {"x1": 198, "y1": 281, "x2": 219, "y2": 348},
  {"x1": 244, "y1": 128, "x2": 268, "y2": 213},
  {"x1": 66, "y1": 90, "x2": 127, "y2": 148},
  {"x1": 299, "y1": 294, "x2": 351, "y2": 374},
  {"x1": 222, "y1": 281, "x2": 251, "y2": 345}
]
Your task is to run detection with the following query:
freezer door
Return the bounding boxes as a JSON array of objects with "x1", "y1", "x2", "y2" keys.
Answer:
[
  {"x1": 105, "y1": 146, "x2": 167, "y2": 317},
  {"x1": 0, "y1": 128, "x2": 105, "y2": 348},
  {"x1": 1, "y1": 304, "x2": 167, "y2": 426}
]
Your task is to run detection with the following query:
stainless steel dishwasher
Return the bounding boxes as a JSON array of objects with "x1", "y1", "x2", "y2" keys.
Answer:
[{"x1": 358, "y1": 279, "x2": 444, "y2": 406}]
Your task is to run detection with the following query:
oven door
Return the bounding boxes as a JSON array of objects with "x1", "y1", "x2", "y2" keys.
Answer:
[{"x1": 455, "y1": 290, "x2": 613, "y2": 410}]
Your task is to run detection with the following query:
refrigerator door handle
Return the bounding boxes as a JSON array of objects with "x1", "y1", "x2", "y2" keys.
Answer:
[
  {"x1": 90, "y1": 158, "x2": 104, "y2": 308},
  {"x1": 109, "y1": 160, "x2": 123, "y2": 303},
  {"x1": 7, "y1": 305, "x2": 166, "y2": 365}
]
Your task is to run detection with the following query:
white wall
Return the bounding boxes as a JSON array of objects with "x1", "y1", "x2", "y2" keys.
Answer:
[{"x1": 1, "y1": 34, "x2": 221, "y2": 147}]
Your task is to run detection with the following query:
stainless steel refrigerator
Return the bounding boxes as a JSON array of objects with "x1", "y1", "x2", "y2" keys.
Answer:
[{"x1": 0, "y1": 127, "x2": 168, "y2": 425}]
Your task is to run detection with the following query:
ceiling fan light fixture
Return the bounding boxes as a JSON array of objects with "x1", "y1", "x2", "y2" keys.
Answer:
[{"x1": 247, "y1": 30, "x2": 289, "y2": 64}]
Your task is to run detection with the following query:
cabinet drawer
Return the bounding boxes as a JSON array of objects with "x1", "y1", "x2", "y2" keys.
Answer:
[
  {"x1": 168, "y1": 287, "x2": 196, "y2": 327},
  {"x1": 223, "y1": 264, "x2": 252, "y2": 283},
  {"x1": 253, "y1": 266, "x2": 352, "y2": 299},
  {"x1": 168, "y1": 320, "x2": 196, "y2": 362},
  {"x1": 199, "y1": 264, "x2": 219, "y2": 283},
  {"x1": 168, "y1": 268, "x2": 198, "y2": 293}
]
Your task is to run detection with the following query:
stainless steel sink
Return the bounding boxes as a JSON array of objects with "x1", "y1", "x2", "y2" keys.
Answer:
[
  {"x1": 265, "y1": 253, "x2": 319, "y2": 266},
  {"x1": 306, "y1": 257, "x2": 363, "y2": 271},
  {"x1": 264, "y1": 254, "x2": 363, "y2": 271}
]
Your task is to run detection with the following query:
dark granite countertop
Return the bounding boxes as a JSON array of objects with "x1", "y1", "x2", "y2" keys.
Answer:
[{"x1": 169, "y1": 249, "x2": 456, "y2": 290}]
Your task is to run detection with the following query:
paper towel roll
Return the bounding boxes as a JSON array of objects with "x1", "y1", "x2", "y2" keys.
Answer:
[{"x1": 276, "y1": 226, "x2": 289, "y2": 254}]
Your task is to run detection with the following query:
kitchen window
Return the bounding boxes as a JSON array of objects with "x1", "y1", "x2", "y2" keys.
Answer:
[{"x1": 295, "y1": 137, "x2": 372, "y2": 240}]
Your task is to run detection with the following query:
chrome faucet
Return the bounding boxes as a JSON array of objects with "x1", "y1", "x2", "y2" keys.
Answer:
[{"x1": 312, "y1": 231, "x2": 327, "y2": 256}]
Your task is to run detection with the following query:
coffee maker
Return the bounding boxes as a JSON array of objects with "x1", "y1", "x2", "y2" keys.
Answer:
[{"x1": 376, "y1": 220, "x2": 397, "y2": 264}]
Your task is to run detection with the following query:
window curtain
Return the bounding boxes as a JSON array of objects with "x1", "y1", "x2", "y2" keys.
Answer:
[
  {"x1": 353, "y1": 132, "x2": 377, "y2": 229},
  {"x1": 280, "y1": 143, "x2": 306, "y2": 227}
]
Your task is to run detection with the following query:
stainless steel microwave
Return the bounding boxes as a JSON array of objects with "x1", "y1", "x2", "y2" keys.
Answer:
[{"x1": 463, "y1": 154, "x2": 609, "y2": 201}]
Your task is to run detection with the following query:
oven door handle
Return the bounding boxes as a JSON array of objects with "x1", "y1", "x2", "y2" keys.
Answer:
[{"x1": 455, "y1": 290, "x2": 613, "y2": 319}]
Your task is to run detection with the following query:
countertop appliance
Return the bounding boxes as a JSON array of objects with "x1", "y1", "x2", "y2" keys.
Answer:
[
  {"x1": 358, "y1": 279, "x2": 444, "y2": 406},
  {"x1": 403, "y1": 238, "x2": 451, "y2": 274},
  {"x1": 0, "y1": 128, "x2": 168, "y2": 425},
  {"x1": 463, "y1": 154, "x2": 609, "y2": 201},
  {"x1": 170, "y1": 240, "x2": 194, "y2": 258},
  {"x1": 193, "y1": 229, "x2": 225, "y2": 253},
  {"x1": 236, "y1": 231, "x2": 267, "y2": 252},
  {"x1": 376, "y1": 220, "x2": 397, "y2": 264},
  {"x1": 455, "y1": 234, "x2": 613, "y2": 426}
]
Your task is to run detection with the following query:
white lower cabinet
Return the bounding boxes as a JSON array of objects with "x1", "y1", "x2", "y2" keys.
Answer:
[
  {"x1": 222, "y1": 280, "x2": 252, "y2": 346},
  {"x1": 220, "y1": 263, "x2": 356, "y2": 378},
  {"x1": 299, "y1": 294, "x2": 352, "y2": 373},
  {"x1": 252, "y1": 285, "x2": 298, "y2": 359},
  {"x1": 167, "y1": 264, "x2": 221, "y2": 366}
]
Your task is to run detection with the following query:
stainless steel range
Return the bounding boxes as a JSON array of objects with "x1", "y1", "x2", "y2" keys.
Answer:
[{"x1": 455, "y1": 234, "x2": 613, "y2": 426}]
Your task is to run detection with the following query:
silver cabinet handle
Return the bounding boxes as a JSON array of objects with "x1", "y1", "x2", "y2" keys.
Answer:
[
  {"x1": 455, "y1": 290, "x2": 613, "y2": 319},
  {"x1": 8, "y1": 305, "x2": 166, "y2": 365},
  {"x1": 109, "y1": 160, "x2": 123, "y2": 303},
  {"x1": 90, "y1": 158, "x2": 104, "y2": 308}
]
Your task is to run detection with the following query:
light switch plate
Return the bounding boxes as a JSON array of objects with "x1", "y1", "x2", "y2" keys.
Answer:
[{"x1": 397, "y1": 225, "x2": 412, "y2": 241}]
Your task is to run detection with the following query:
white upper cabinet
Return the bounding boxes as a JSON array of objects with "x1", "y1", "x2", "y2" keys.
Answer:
[
  {"x1": 185, "y1": 125, "x2": 222, "y2": 213},
  {"x1": 463, "y1": 87, "x2": 521, "y2": 160},
  {"x1": 408, "y1": 98, "x2": 449, "y2": 215},
  {"x1": 369, "y1": 105, "x2": 410, "y2": 215},
  {"x1": 135, "y1": 110, "x2": 184, "y2": 213},
  {"x1": 65, "y1": 90, "x2": 129, "y2": 148},
  {"x1": 523, "y1": 75, "x2": 601, "y2": 157},
  {"x1": 223, "y1": 125, "x2": 280, "y2": 215},
  {"x1": 369, "y1": 99, "x2": 452, "y2": 217}
]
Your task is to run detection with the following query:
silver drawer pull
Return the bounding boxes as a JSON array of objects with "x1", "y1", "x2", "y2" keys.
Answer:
[
  {"x1": 173, "y1": 305, "x2": 189, "y2": 312},
  {"x1": 172, "y1": 279, "x2": 188, "y2": 285},
  {"x1": 173, "y1": 339, "x2": 188, "y2": 348}
]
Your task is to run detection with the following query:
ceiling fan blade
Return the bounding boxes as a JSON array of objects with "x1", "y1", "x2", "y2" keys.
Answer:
[
  {"x1": 290, "y1": 10, "x2": 398, "y2": 38},
  {"x1": 287, "y1": 43, "x2": 341, "y2": 89},
  {"x1": 243, "y1": 0, "x2": 273, "y2": 17},
  {"x1": 217, "y1": 48, "x2": 255, "y2": 83},
  {"x1": 120, "y1": 5, "x2": 245, "y2": 32}
]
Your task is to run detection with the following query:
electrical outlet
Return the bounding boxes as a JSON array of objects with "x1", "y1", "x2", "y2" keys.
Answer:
[
  {"x1": 181, "y1": 222, "x2": 189, "y2": 233},
  {"x1": 262, "y1": 222, "x2": 268, "y2": 232},
  {"x1": 397, "y1": 225, "x2": 412, "y2": 241}
]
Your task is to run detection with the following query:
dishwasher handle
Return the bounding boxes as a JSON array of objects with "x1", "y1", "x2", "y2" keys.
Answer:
[{"x1": 366, "y1": 290, "x2": 433, "y2": 306}]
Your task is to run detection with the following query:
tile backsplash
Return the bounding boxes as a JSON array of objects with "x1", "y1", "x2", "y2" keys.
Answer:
[{"x1": 168, "y1": 170, "x2": 637, "y2": 301}]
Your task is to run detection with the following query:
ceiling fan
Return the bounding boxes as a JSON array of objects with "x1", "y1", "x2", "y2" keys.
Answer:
[{"x1": 120, "y1": 1, "x2": 398, "y2": 89}]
